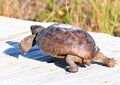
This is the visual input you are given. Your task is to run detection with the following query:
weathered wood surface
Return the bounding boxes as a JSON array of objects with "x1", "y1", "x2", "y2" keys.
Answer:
[{"x1": 0, "y1": 16, "x2": 120, "y2": 85}]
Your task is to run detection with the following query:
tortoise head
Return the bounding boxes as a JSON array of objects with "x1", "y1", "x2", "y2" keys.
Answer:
[
  {"x1": 19, "y1": 25, "x2": 45, "y2": 54},
  {"x1": 31, "y1": 25, "x2": 45, "y2": 34}
]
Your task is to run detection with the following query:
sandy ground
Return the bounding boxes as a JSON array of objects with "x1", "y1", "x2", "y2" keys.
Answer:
[{"x1": 0, "y1": 16, "x2": 120, "y2": 85}]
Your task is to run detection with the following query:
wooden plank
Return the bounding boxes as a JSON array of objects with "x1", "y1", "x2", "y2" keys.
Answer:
[{"x1": 0, "y1": 16, "x2": 120, "y2": 85}]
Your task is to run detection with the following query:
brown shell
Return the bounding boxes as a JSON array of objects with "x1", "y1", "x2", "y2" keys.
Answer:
[{"x1": 35, "y1": 24, "x2": 99, "y2": 59}]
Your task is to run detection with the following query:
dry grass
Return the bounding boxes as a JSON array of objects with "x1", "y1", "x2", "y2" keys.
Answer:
[{"x1": 0, "y1": 0, "x2": 120, "y2": 35}]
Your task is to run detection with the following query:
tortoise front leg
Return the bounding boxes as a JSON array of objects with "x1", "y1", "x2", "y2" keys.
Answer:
[
  {"x1": 65, "y1": 55, "x2": 78, "y2": 73},
  {"x1": 94, "y1": 52, "x2": 116, "y2": 67},
  {"x1": 73, "y1": 57, "x2": 92, "y2": 66}
]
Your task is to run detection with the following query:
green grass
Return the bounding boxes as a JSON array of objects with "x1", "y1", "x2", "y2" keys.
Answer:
[{"x1": 102, "y1": 4, "x2": 109, "y2": 33}]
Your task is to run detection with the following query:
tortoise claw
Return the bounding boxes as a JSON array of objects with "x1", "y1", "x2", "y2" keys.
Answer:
[{"x1": 66, "y1": 68, "x2": 78, "y2": 73}]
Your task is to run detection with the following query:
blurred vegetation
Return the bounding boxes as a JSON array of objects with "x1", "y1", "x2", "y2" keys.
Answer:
[{"x1": 0, "y1": 0, "x2": 120, "y2": 35}]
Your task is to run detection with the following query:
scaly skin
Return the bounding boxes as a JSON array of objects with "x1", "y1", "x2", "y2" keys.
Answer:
[{"x1": 94, "y1": 52, "x2": 116, "y2": 67}]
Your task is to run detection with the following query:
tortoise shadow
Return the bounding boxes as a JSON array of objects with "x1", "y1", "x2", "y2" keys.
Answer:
[
  {"x1": 4, "y1": 41, "x2": 106, "y2": 71},
  {"x1": 3, "y1": 41, "x2": 68, "y2": 70}
]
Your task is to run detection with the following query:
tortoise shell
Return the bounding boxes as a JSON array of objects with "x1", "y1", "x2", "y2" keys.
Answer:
[{"x1": 36, "y1": 23, "x2": 99, "y2": 59}]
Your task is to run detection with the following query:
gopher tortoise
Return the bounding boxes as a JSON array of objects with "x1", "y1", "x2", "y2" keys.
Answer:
[{"x1": 19, "y1": 23, "x2": 116, "y2": 73}]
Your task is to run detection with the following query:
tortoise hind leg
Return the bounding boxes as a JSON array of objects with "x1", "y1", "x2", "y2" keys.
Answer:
[
  {"x1": 93, "y1": 52, "x2": 116, "y2": 67},
  {"x1": 65, "y1": 55, "x2": 78, "y2": 73},
  {"x1": 82, "y1": 59, "x2": 92, "y2": 66}
]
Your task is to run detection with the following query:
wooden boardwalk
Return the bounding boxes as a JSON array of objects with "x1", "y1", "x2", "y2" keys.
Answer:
[{"x1": 0, "y1": 16, "x2": 120, "y2": 85}]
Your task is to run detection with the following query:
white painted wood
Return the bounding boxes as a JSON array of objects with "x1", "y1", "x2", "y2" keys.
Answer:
[{"x1": 0, "y1": 16, "x2": 120, "y2": 85}]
